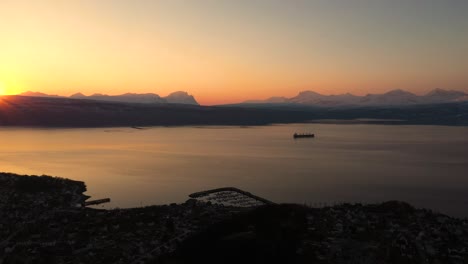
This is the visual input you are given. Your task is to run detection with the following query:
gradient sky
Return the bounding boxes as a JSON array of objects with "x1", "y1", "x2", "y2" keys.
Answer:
[{"x1": 0, "y1": 0, "x2": 467, "y2": 105}]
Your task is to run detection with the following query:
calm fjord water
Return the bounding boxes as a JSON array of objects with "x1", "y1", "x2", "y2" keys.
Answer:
[{"x1": 1, "y1": 124, "x2": 467, "y2": 217}]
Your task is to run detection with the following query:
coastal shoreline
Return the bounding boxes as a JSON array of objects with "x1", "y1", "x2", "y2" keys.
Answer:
[{"x1": 2, "y1": 172, "x2": 468, "y2": 263}]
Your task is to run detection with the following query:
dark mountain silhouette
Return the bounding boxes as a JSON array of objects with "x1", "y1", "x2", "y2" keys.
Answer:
[
  {"x1": 289, "y1": 91, "x2": 360, "y2": 106},
  {"x1": 73, "y1": 92, "x2": 166, "y2": 104},
  {"x1": 242, "y1": 89, "x2": 468, "y2": 107},
  {"x1": 358, "y1": 89, "x2": 420, "y2": 105},
  {"x1": 163, "y1": 91, "x2": 198, "y2": 105},
  {"x1": 424, "y1": 88, "x2": 467, "y2": 103},
  {"x1": 69, "y1": 92, "x2": 87, "y2": 98},
  {"x1": 20, "y1": 91, "x2": 61, "y2": 98},
  {"x1": 244, "y1": 96, "x2": 289, "y2": 104},
  {"x1": 1, "y1": 95, "x2": 467, "y2": 127},
  {"x1": 21, "y1": 91, "x2": 199, "y2": 105}
]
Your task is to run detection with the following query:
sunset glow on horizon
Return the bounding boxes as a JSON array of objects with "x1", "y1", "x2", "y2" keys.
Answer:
[{"x1": 1, "y1": 0, "x2": 468, "y2": 105}]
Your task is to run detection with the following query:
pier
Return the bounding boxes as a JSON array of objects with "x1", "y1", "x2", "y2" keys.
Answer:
[
  {"x1": 189, "y1": 187, "x2": 275, "y2": 207},
  {"x1": 84, "y1": 198, "x2": 111, "y2": 206}
]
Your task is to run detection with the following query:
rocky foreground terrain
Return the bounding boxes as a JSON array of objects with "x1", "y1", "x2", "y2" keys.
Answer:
[{"x1": 1, "y1": 173, "x2": 468, "y2": 264}]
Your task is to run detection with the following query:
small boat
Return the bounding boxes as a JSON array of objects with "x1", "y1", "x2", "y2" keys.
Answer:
[{"x1": 293, "y1": 133, "x2": 315, "y2": 139}]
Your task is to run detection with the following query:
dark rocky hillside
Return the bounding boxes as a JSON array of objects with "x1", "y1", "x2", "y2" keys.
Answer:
[{"x1": 1, "y1": 173, "x2": 468, "y2": 263}]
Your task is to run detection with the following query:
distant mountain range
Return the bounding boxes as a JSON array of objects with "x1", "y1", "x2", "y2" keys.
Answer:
[
  {"x1": 18, "y1": 88, "x2": 468, "y2": 107},
  {"x1": 243, "y1": 89, "x2": 468, "y2": 107},
  {"x1": 1, "y1": 95, "x2": 467, "y2": 127},
  {"x1": 19, "y1": 91, "x2": 199, "y2": 105}
]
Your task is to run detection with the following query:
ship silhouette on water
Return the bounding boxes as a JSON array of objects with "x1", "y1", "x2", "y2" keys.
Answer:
[{"x1": 293, "y1": 132, "x2": 315, "y2": 139}]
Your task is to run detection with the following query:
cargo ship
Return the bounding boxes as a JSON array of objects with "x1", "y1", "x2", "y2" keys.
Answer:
[{"x1": 293, "y1": 133, "x2": 315, "y2": 139}]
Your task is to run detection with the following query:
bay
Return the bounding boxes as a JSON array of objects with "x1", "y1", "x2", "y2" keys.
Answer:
[{"x1": 1, "y1": 124, "x2": 467, "y2": 217}]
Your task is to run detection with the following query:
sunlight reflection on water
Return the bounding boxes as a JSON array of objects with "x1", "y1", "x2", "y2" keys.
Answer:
[{"x1": 1, "y1": 124, "x2": 467, "y2": 217}]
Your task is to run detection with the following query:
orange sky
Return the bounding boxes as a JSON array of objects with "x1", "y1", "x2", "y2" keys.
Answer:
[{"x1": 1, "y1": 1, "x2": 467, "y2": 105}]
